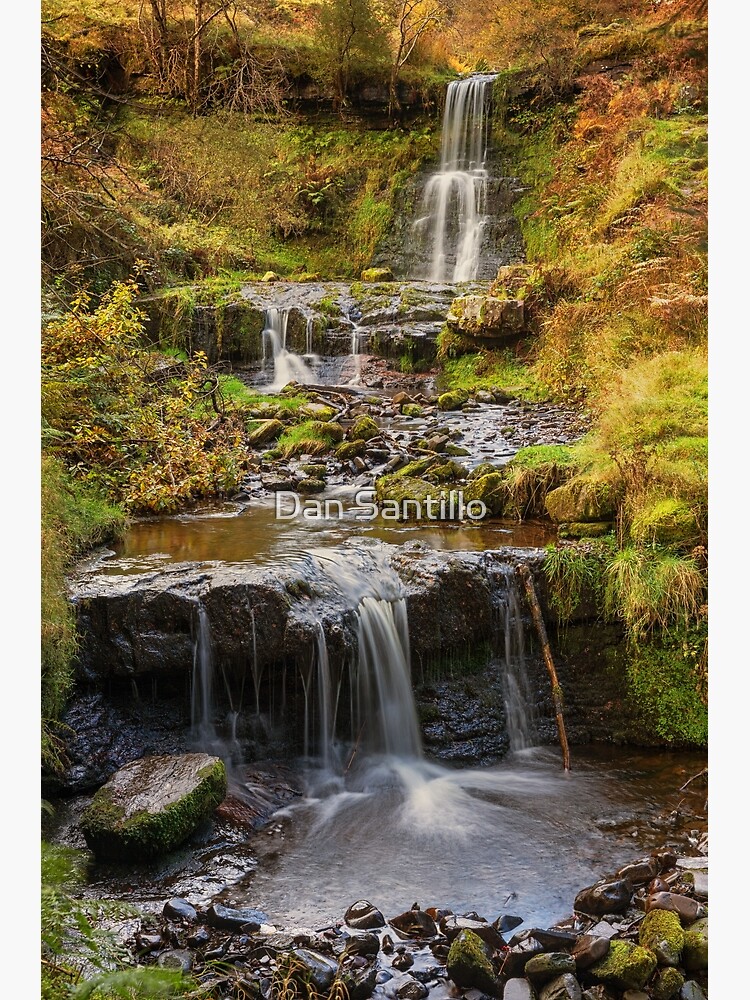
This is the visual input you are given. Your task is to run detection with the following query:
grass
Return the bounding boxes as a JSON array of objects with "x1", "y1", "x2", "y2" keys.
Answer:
[
  {"x1": 276, "y1": 420, "x2": 342, "y2": 457},
  {"x1": 439, "y1": 351, "x2": 549, "y2": 402}
]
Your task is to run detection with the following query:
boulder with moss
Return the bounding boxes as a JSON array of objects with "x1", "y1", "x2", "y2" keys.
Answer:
[
  {"x1": 247, "y1": 419, "x2": 285, "y2": 447},
  {"x1": 464, "y1": 473, "x2": 507, "y2": 516},
  {"x1": 588, "y1": 940, "x2": 657, "y2": 991},
  {"x1": 335, "y1": 440, "x2": 368, "y2": 460},
  {"x1": 630, "y1": 498, "x2": 697, "y2": 546},
  {"x1": 361, "y1": 267, "x2": 395, "y2": 282},
  {"x1": 639, "y1": 908, "x2": 685, "y2": 966},
  {"x1": 682, "y1": 917, "x2": 708, "y2": 971},
  {"x1": 300, "y1": 402, "x2": 336, "y2": 421},
  {"x1": 446, "y1": 930, "x2": 501, "y2": 996},
  {"x1": 348, "y1": 416, "x2": 380, "y2": 441},
  {"x1": 81, "y1": 754, "x2": 227, "y2": 861},
  {"x1": 558, "y1": 522, "x2": 613, "y2": 539},
  {"x1": 401, "y1": 403, "x2": 423, "y2": 417},
  {"x1": 438, "y1": 389, "x2": 470, "y2": 411},
  {"x1": 652, "y1": 966, "x2": 685, "y2": 999},
  {"x1": 447, "y1": 295, "x2": 526, "y2": 338},
  {"x1": 545, "y1": 477, "x2": 619, "y2": 523}
]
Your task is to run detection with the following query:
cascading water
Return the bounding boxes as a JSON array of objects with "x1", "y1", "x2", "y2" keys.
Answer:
[
  {"x1": 262, "y1": 307, "x2": 316, "y2": 391},
  {"x1": 191, "y1": 600, "x2": 243, "y2": 765},
  {"x1": 412, "y1": 73, "x2": 497, "y2": 282},
  {"x1": 492, "y1": 562, "x2": 537, "y2": 750}
]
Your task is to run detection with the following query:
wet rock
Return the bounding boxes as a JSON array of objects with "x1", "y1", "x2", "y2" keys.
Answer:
[
  {"x1": 651, "y1": 849, "x2": 678, "y2": 872},
  {"x1": 446, "y1": 930, "x2": 501, "y2": 996},
  {"x1": 529, "y1": 929, "x2": 578, "y2": 950},
  {"x1": 402, "y1": 404, "x2": 423, "y2": 418},
  {"x1": 396, "y1": 977, "x2": 429, "y2": 1000},
  {"x1": 157, "y1": 949, "x2": 193, "y2": 972},
  {"x1": 504, "y1": 980, "x2": 538, "y2": 1000},
  {"x1": 440, "y1": 914, "x2": 504, "y2": 950},
  {"x1": 588, "y1": 940, "x2": 657, "y2": 992},
  {"x1": 647, "y1": 878, "x2": 671, "y2": 895},
  {"x1": 80, "y1": 754, "x2": 227, "y2": 860},
  {"x1": 349, "y1": 415, "x2": 380, "y2": 441},
  {"x1": 390, "y1": 907, "x2": 438, "y2": 939},
  {"x1": 393, "y1": 952, "x2": 415, "y2": 972},
  {"x1": 645, "y1": 893, "x2": 705, "y2": 925},
  {"x1": 361, "y1": 267, "x2": 394, "y2": 282},
  {"x1": 678, "y1": 983, "x2": 707, "y2": 1000},
  {"x1": 574, "y1": 880, "x2": 632, "y2": 917},
  {"x1": 464, "y1": 473, "x2": 507, "y2": 516},
  {"x1": 639, "y1": 909, "x2": 684, "y2": 966},
  {"x1": 495, "y1": 914, "x2": 524, "y2": 935},
  {"x1": 571, "y1": 935, "x2": 610, "y2": 969},
  {"x1": 164, "y1": 898, "x2": 198, "y2": 923},
  {"x1": 617, "y1": 859, "x2": 658, "y2": 884},
  {"x1": 135, "y1": 933, "x2": 163, "y2": 952},
  {"x1": 344, "y1": 932, "x2": 380, "y2": 957},
  {"x1": 502, "y1": 941, "x2": 546, "y2": 977},
  {"x1": 207, "y1": 903, "x2": 268, "y2": 931},
  {"x1": 525, "y1": 953, "x2": 577, "y2": 985},
  {"x1": 652, "y1": 967, "x2": 685, "y2": 999},
  {"x1": 345, "y1": 900, "x2": 386, "y2": 930},
  {"x1": 688, "y1": 871, "x2": 708, "y2": 899},
  {"x1": 437, "y1": 389, "x2": 469, "y2": 411},
  {"x1": 187, "y1": 927, "x2": 210, "y2": 948},
  {"x1": 621, "y1": 993, "x2": 649, "y2": 1000},
  {"x1": 539, "y1": 974, "x2": 582, "y2": 1000},
  {"x1": 681, "y1": 917, "x2": 708, "y2": 971},
  {"x1": 248, "y1": 420, "x2": 285, "y2": 447},
  {"x1": 587, "y1": 922, "x2": 618, "y2": 941},
  {"x1": 340, "y1": 959, "x2": 378, "y2": 1000},
  {"x1": 290, "y1": 949, "x2": 339, "y2": 991}
]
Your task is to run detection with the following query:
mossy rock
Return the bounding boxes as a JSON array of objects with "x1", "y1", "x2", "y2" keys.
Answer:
[
  {"x1": 558, "y1": 521, "x2": 614, "y2": 539},
  {"x1": 297, "y1": 478, "x2": 326, "y2": 494},
  {"x1": 335, "y1": 440, "x2": 367, "y2": 460},
  {"x1": 261, "y1": 271, "x2": 279, "y2": 282},
  {"x1": 402, "y1": 403, "x2": 423, "y2": 418},
  {"x1": 589, "y1": 939, "x2": 657, "y2": 991},
  {"x1": 639, "y1": 908, "x2": 685, "y2": 966},
  {"x1": 653, "y1": 966, "x2": 685, "y2": 999},
  {"x1": 427, "y1": 460, "x2": 467, "y2": 483},
  {"x1": 682, "y1": 917, "x2": 708, "y2": 971},
  {"x1": 438, "y1": 389, "x2": 470, "y2": 411},
  {"x1": 300, "y1": 463, "x2": 327, "y2": 479},
  {"x1": 348, "y1": 416, "x2": 380, "y2": 441},
  {"x1": 468, "y1": 462, "x2": 501, "y2": 480},
  {"x1": 361, "y1": 267, "x2": 395, "y2": 282},
  {"x1": 630, "y1": 498, "x2": 697, "y2": 546},
  {"x1": 247, "y1": 419, "x2": 284, "y2": 447},
  {"x1": 545, "y1": 477, "x2": 620, "y2": 523},
  {"x1": 310, "y1": 420, "x2": 344, "y2": 442},
  {"x1": 391, "y1": 457, "x2": 439, "y2": 480},
  {"x1": 446, "y1": 930, "x2": 501, "y2": 996},
  {"x1": 445, "y1": 443, "x2": 471, "y2": 457},
  {"x1": 81, "y1": 754, "x2": 227, "y2": 861},
  {"x1": 300, "y1": 402, "x2": 336, "y2": 422},
  {"x1": 375, "y1": 476, "x2": 452, "y2": 519},
  {"x1": 464, "y1": 473, "x2": 507, "y2": 516}
]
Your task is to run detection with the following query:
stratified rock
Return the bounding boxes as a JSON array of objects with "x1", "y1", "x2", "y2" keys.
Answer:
[
  {"x1": 446, "y1": 929, "x2": 501, "y2": 996},
  {"x1": 207, "y1": 903, "x2": 268, "y2": 931},
  {"x1": 574, "y1": 879, "x2": 632, "y2": 916},
  {"x1": 539, "y1": 974, "x2": 582, "y2": 1000},
  {"x1": 504, "y1": 980, "x2": 538, "y2": 1000},
  {"x1": 572, "y1": 935, "x2": 610, "y2": 969},
  {"x1": 157, "y1": 949, "x2": 193, "y2": 972},
  {"x1": 645, "y1": 893, "x2": 705, "y2": 925},
  {"x1": 389, "y1": 907, "x2": 437, "y2": 939},
  {"x1": 290, "y1": 949, "x2": 339, "y2": 991},
  {"x1": 80, "y1": 754, "x2": 226, "y2": 860},
  {"x1": 639, "y1": 909, "x2": 684, "y2": 966},
  {"x1": 652, "y1": 968, "x2": 685, "y2": 999},
  {"x1": 681, "y1": 917, "x2": 708, "y2": 971},
  {"x1": 163, "y1": 897, "x2": 198, "y2": 923},
  {"x1": 589, "y1": 941, "x2": 657, "y2": 992},
  {"x1": 345, "y1": 900, "x2": 386, "y2": 930},
  {"x1": 525, "y1": 953, "x2": 577, "y2": 985}
]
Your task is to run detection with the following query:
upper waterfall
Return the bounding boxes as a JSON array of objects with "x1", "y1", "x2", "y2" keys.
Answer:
[{"x1": 412, "y1": 74, "x2": 497, "y2": 282}]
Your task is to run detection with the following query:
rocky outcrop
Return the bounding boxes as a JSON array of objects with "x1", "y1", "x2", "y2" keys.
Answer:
[{"x1": 446, "y1": 294, "x2": 527, "y2": 339}]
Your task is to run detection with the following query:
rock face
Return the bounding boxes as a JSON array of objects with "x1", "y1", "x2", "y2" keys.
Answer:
[
  {"x1": 80, "y1": 754, "x2": 227, "y2": 860},
  {"x1": 447, "y1": 295, "x2": 527, "y2": 339}
]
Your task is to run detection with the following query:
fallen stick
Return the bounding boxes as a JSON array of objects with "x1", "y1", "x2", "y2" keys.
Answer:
[{"x1": 516, "y1": 563, "x2": 571, "y2": 772}]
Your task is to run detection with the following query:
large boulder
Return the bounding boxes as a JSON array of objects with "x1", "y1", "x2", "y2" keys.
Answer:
[
  {"x1": 546, "y1": 477, "x2": 619, "y2": 524},
  {"x1": 361, "y1": 267, "x2": 395, "y2": 282},
  {"x1": 81, "y1": 754, "x2": 227, "y2": 860},
  {"x1": 447, "y1": 295, "x2": 526, "y2": 338}
]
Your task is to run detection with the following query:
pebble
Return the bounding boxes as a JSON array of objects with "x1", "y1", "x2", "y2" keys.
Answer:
[
  {"x1": 396, "y1": 978, "x2": 429, "y2": 999},
  {"x1": 206, "y1": 903, "x2": 268, "y2": 931},
  {"x1": 390, "y1": 907, "x2": 438, "y2": 939},
  {"x1": 157, "y1": 948, "x2": 193, "y2": 972},
  {"x1": 574, "y1": 879, "x2": 632, "y2": 916},
  {"x1": 645, "y1": 892, "x2": 706, "y2": 924},
  {"x1": 525, "y1": 952, "x2": 577, "y2": 983},
  {"x1": 572, "y1": 935, "x2": 610, "y2": 969},
  {"x1": 679, "y1": 983, "x2": 707, "y2": 1000}
]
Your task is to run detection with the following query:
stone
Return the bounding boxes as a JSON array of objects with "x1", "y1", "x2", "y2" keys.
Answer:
[
  {"x1": 187, "y1": 927, "x2": 210, "y2": 948},
  {"x1": 574, "y1": 879, "x2": 632, "y2": 916},
  {"x1": 447, "y1": 295, "x2": 526, "y2": 338},
  {"x1": 290, "y1": 949, "x2": 339, "y2": 991},
  {"x1": 529, "y1": 929, "x2": 578, "y2": 949},
  {"x1": 464, "y1": 473, "x2": 507, "y2": 516},
  {"x1": 207, "y1": 903, "x2": 268, "y2": 931},
  {"x1": 336, "y1": 440, "x2": 368, "y2": 460},
  {"x1": 587, "y1": 923, "x2": 618, "y2": 940},
  {"x1": 639, "y1": 909, "x2": 684, "y2": 966},
  {"x1": 261, "y1": 271, "x2": 279, "y2": 282},
  {"x1": 437, "y1": 389, "x2": 469, "y2": 411},
  {"x1": 652, "y1": 968, "x2": 684, "y2": 999},
  {"x1": 645, "y1": 892, "x2": 705, "y2": 925},
  {"x1": 651, "y1": 849, "x2": 678, "y2": 872},
  {"x1": 361, "y1": 267, "x2": 395, "y2": 282},
  {"x1": 476, "y1": 391, "x2": 495, "y2": 404},
  {"x1": 297, "y1": 478, "x2": 326, "y2": 494},
  {"x1": 588, "y1": 941, "x2": 657, "y2": 992},
  {"x1": 163, "y1": 897, "x2": 198, "y2": 923},
  {"x1": 688, "y1": 871, "x2": 708, "y2": 899},
  {"x1": 503, "y1": 980, "x2": 538, "y2": 1000},
  {"x1": 572, "y1": 935, "x2": 610, "y2": 969},
  {"x1": 392, "y1": 952, "x2": 414, "y2": 971},
  {"x1": 339, "y1": 959, "x2": 378, "y2": 1000},
  {"x1": 446, "y1": 930, "x2": 501, "y2": 996},
  {"x1": 396, "y1": 978, "x2": 429, "y2": 999},
  {"x1": 678, "y1": 983, "x2": 707, "y2": 1000},
  {"x1": 681, "y1": 917, "x2": 707, "y2": 971},
  {"x1": 349, "y1": 416, "x2": 380, "y2": 441},
  {"x1": 558, "y1": 521, "x2": 614, "y2": 539},
  {"x1": 494, "y1": 914, "x2": 524, "y2": 935},
  {"x1": 344, "y1": 932, "x2": 380, "y2": 957},
  {"x1": 402, "y1": 404, "x2": 423, "y2": 418},
  {"x1": 135, "y1": 933, "x2": 163, "y2": 952},
  {"x1": 389, "y1": 907, "x2": 437, "y2": 939},
  {"x1": 502, "y1": 941, "x2": 546, "y2": 977},
  {"x1": 80, "y1": 754, "x2": 227, "y2": 860},
  {"x1": 539, "y1": 974, "x2": 582, "y2": 1000},
  {"x1": 546, "y1": 478, "x2": 619, "y2": 524},
  {"x1": 622, "y1": 993, "x2": 649, "y2": 1000},
  {"x1": 525, "y1": 953, "x2": 577, "y2": 984},
  {"x1": 345, "y1": 900, "x2": 386, "y2": 930},
  {"x1": 440, "y1": 914, "x2": 504, "y2": 950},
  {"x1": 157, "y1": 949, "x2": 194, "y2": 972}
]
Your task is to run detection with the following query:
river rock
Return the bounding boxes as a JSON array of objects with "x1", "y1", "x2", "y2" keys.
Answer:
[
  {"x1": 622, "y1": 993, "x2": 649, "y2": 1000},
  {"x1": 393, "y1": 951, "x2": 415, "y2": 972},
  {"x1": 157, "y1": 949, "x2": 193, "y2": 972},
  {"x1": 539, "y1": 974, "x2": 582, "y2": 1000},
  {"x1": 652, "y1": 968, "x2": 684, "y2": 999},
  {"x1": 525, "y1": 953, "x2": 577, "y2": 984},
  {"x1": 639, "y1": 909, "x2": 684, "y2": 966},
  {"x1": 248, "y1": 419, "x2": 284, "y2": 447},
  {"x1": 163, "y1": 897, "x2": 198, "y2": 923},
  {"x1": 617, "y1": 859, "x2": 658, "y2": 884},
  {"x1": 589, "y1": 940, "x2": 657, "y2": 992},
  {"x1": 390, "y1": 907, "x2": 437, "y2": 939},
  {"x1": 545, "y1": 478, "x2": 618, "y2": 524},
  {"x1": 446, "y1": 930, "x2": 501, "y2": 996},
  {"x1": 652, "y1": 849, "x2": 678, "y2": 872},
  {"x1": 495, "y1": 914, "x2": 524, "y2": 935},
  {"x1": 679, "y1": 983, "x2": 707, "y2": 1000},
  {"x1": 135, "y1": 933, "x2": 163, "y2": 952},
  {"x1": 346, "y1": 900, "x2": 386, "y2": 930},
  {"x1": 440, "y1": 914, "x2": 504, "y2": 949},
  {"x1": 574, "y1": 879, "x2": 632, "y2": 916},
  {"x1": 529, "y1": 929, "x2": 578, "y2": 950},
  {"x1": 361, "y1": 267, "x2": 394, "y2": 282},
  {"x1": 645, "y1": 892, "x2": 705, "y2": 924},
  {"x1": 503, "y1": 940, "x2": 546, "y2": 977},
  {"x1": 396, "y1": 977, "x2": 429, "y2": 1000},
  {"x1": 446, "y1": 295, "x2": 526, "y2": 338},
  {"x1": 681, "y1": 917, "x2": 708, "y2": 971},
  {"x1": 187, "y1": 927, "x2": 210, "y2": 948},
  {"x1": 572, "y1": 935, "x2": 610, "y2": 969},
  {"x1": 340, "y1": 959, "x2": 378, "y2": 1000},
  {"x1": 344, "y1": 932, "x2": 380, "y2": 957},
  {"x1": 291, "y1": 949, "x2": 339, "y2": 991},
  {"x1": 80, "y1": 754, "x2": 227, "y2": 860},
  {"x1": 504, "y1": 980, "x2": 538, "y2": 1000},
  {"x1": 207, "y1": 902, "x2": 268, "y2": 931}
]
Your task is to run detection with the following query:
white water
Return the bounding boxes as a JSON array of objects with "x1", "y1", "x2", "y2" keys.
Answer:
[
  {"x1": 262, "y1": 307, "x2": 316, "y2": 392},
  {"x1": 413, "y1": 74, "x2": 497, "y2": 282},
  {"x1": 492, "y1": 562, "x2": 537, "y2": 750}
]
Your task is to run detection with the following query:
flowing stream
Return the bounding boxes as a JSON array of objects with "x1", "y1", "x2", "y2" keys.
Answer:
[{"x1": 262, "y1": 307, "x2": 316, "y2": 391}]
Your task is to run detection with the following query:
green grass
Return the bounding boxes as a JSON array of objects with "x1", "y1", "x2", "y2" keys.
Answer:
[
  {"x1": 439, "y1": 351, "x2": 549, "y2": 402},
  {"x1": 276, "y1": 420, "x2": 341, "y2": 457}
]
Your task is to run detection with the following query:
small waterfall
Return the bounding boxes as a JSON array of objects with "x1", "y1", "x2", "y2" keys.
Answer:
[
  {"x1": 262, "y1": 307, "x2": 315, "y2": 391},
  {"x1": 412, "y1": 74, "x2": 496, "y2": 282},
  {"x1": 348, "y1": 322, "x2": 364, "y2": 385},
  {"x1": 192, "y1": 603, "x2": 216, "y2": 747}
]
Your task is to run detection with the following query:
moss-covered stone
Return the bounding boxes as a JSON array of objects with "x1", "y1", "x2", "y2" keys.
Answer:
[
  {"x1": 464, "y1": 473, "x2": 507, "y2": 516},
  {"x1": 349, "y1": 416, "x2": 380, "y2": 441},
  {"x1": 438, "y1": 389, "x2": 470, "y2": 411},
  {"x1": 468, "y1": 462, "x2": 501, "y2": 480},
  {"x1": 81, "y1": 754, "x2": 227, "y2": 861},
  {"x1": 630, "y1": 498, "x2": 697, "y2": 546},
  {"x1": 446, "y1": 930, "x2": 501, "y2": 996},
  {"x1": 391, "y1": 456, "x2": 439, "y2": 479},
  {"x1": 297, "y1": 478, "x2": 326, "y2": 494},
  {"x1": 445, "y1": 443, "x2": 471, "y2": 456},
  {"x1": 428, "y1": 460, "x2": 467, "y2": 483},
  {"x1": 652, "y1": 966, "x2": 685, "y2": 999},
  {"x1": 375, "y1": 475, "x2": 453, "y2": 519},
  {"x1": 309, "y1": 420, "x2": 344, "y2": 442},
  {"x1": 682, "y1": 917, "x2": 708, "y2": 971},
  {"x1": 300, "y1": 463, "x2": 327, "y2": 479},
  {"x1": 361, "y1": 267, "x2": 395, "y2": 282},
  {"x1": 558, "y1": 521, "x2": 614, "y2": 539},
  {"x1": 402, "y1": 403, "x2": 423, "y2": 417},
  {"x1": 247, "y1": 419, "x2": 284, "y2": 447},
  {"x1": 545, "y1": 477, "x2": 620, "y2": 523},
  {"x1": 639, "y1": 908, "x2": 685, "y2": 966},
  {"x1": 589, "y1": 940, "x2": 657, "y2": 991},
  {"x1": 335, "y1": 440, "x2": 367, "y2": 460},
  {"x1": 300, "y1": 402, "x2": 336, "y2": 421}
]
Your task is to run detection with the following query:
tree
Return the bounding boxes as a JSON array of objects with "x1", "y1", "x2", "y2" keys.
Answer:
[
  {"x1": 385, "y1": 0, "x2": 450, "y2": 115},
  {"x1": 317, "y1": 0, "x2": 386, "y2": 110}
]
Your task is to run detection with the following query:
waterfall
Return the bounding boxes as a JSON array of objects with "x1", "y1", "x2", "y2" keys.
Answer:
[
  {"x1": 348, "y1": 322, "x2": 364, "y2": 385},
  {"x1": 412, "y1": 74, "x2": 496, "y2": 282},
  {"x1": 192, "y1": 603, "x2": 216, "y2": 747},
  {"x1": 262, "y1": 307, "x2": 315, "y2": 391}
]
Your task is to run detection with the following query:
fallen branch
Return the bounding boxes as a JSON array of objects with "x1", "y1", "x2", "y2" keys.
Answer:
[{"x1": 516, "y1": 563, "x2": 571, "y2": 772}]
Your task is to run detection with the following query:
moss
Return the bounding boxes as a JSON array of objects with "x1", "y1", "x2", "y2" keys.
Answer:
[
  {"x1": 300, "y1": 402, "x2": 336, "y2": 422},
  {"x1": 589, "y1": 940, "x2": 657, "y2": 991},
  {"x1": 297, "y1": 478, "x2": 326, "y2": 494},
  {"x1": 335, "y1": 440, "x2": 367, "y2": 460},
  {"x1": 300, "y1": 463, "x2": 327, "y2": 479},
  {"x1": 428, "y1": 460, "x2": 467, "y2": 483},
  {"x1": 630, "y1": 497, "x2": 698, "y2": 547},
  {"x1": 559, "y1": 521, "x2": 614, "y2": 539},
  {"x1": 438, "y1": 389, "x2": 469, "y2": 411},
  {"x1": 277, "y1": 420, "x2": 344, "y2": 457},
  {"x1": 652, "y1": 967, "x2": 685, "y2": 999},
  {"x1": 512, "y1": 444, "x2": 576, "y2": 470},
  {"x1": 360, "y1": 267, "x2": 394, "y2": 282},
  {"x1": 468, "y1": 462, "x2": 501, "y2": 480},
  {"x1": 81, "y1": 759, "x2": 227, "y2": 860},
  {"x1": 348, "y1": 415, "x2": 380, "y2": 441},
  {"x1": 639, "y1": 908, "x2": 685, "y2": 966},
  {"x1": 391, "y1": 457, "x2": 439, "y2": 479},
  {"x1": 446, "y1": 930, "x2": 500, "y2": 995},
  {"x1": 375, "y1": 476, "x2": 453, "y2": 519},
  {"x1": 464, "y1": 473, "x2": 507, "y2": 516},
  {"x1": 402, "y1": 403, "x2": 423, "y2": 417},
  {"x1": 445, "y1": 443, "x2": 470, "y2": 456},
  {"x1": 545, "y1": 476, "x2": 620, "y2": 523},
  {"x1": 682, "y1": 918, "x2": 708, "y2": 971},
  {"x1": 247, "y1": 419, "x2": 284, "y2": 447}
]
